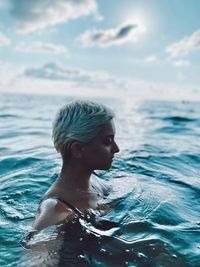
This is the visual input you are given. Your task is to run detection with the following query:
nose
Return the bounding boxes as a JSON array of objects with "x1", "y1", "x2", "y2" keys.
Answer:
[{"x1": 112, "y1": 140, "x2": 120, "y2": 154}]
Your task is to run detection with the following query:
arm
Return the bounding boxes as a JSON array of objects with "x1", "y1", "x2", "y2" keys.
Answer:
[
  {"x1": 33, "y1": 198, "x2": 74, "y2": 231},
  {"x1": 19, "y1": 199, "x2": 76, "y2": 266}
]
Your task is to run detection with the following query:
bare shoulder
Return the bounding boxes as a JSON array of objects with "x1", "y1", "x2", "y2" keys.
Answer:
[{"x1": 32, "y1": 198, "x2": 75, "y2": 231}]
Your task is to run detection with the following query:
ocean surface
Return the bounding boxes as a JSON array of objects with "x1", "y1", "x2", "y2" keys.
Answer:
[{"x1": 0, "y1": 92, "x2": 200, "y2": 267}]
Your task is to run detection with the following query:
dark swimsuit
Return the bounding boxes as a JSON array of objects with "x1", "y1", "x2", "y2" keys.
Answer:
[
  {"x1": 49, "y1": 196, "x2": 120, "y2": 231},
  {"x1": 42, "y1": 171, "x2": 120, "y2": 231},
  {"x1": 21, "y1": 172, "x2": 120, "y2": 251}
]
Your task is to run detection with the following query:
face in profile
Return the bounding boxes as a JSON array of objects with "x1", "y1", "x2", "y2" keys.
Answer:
[{"x1": 81, "y1": 120, "x2": 120, "y2": 171}]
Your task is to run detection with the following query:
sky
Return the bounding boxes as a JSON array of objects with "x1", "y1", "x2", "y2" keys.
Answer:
[{"x1": 0, "y1": 0, "x2": 200, "y2": 100}]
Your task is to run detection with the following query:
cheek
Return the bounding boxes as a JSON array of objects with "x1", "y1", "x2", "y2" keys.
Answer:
[
  {"x1": 94, "y1": 146, "x2": 111, "y2": 157},
  {"x1": 94, "y1": 147, "x2": 113, "y2": 167},
  {"x1": 87, "y1": 142, "x2": 109, "y2": 154},
  {"x1": 84, "y1": 146, "x2": 112, "y2": 169}
]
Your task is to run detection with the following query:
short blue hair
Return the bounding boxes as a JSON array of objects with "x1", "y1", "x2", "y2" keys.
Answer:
[{"x1": 52, "y1": 100, "x2": 114, "y2": 155}]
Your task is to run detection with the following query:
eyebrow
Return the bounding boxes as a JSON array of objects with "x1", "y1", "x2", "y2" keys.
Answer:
[{"x1": 106, "y1": 134, "x2": 115, "y2": 138}]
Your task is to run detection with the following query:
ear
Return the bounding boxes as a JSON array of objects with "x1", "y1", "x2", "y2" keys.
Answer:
[{"x1": 70, "y1": 141, "x2": 84, "y2": 159}]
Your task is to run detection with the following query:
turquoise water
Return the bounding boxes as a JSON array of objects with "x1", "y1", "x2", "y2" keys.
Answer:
[{"x1": 0, "y1": 93, "x2": 200, "y2": 267}]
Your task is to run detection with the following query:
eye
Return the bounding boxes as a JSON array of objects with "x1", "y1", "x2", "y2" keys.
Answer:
[{"x1": 104, "y1": 136, "x2": 113, "y2": 145}]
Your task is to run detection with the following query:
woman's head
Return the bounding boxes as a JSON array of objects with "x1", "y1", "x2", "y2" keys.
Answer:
[{"x1": 52, "y1": 100, "x2": 115, "y2": 158}]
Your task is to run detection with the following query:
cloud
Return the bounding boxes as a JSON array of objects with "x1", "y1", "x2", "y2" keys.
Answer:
[
  {"x1": 0, "y1": 61, "x2": 124, "y2": 96},
  {"x1": 166, "y1": 29, "x2": 200, "y2": 57},
  {"x1": 1, "y1": 61, "x2": 200, "y2": 101},
  {"x1": 145, "y1": 55, "x2": 157, "y2": 62},
  {"x1": 9, "y1": 0, "x2": 100, "y2": 33},
  {"x1": 15, "y1": 41, "x2": 68, "y2": 54},
  {"x1": 172, "y1": 59, "x2": 190, "y2": 67},
  {"x1": 78, "y1": 21, "x2": 146, "y2": 47},
  {"x1": 0, "y1": 31, "x2": 11, "y2": 46},
  {"x1": 23, "y1": 62, "x2": 121, "y2": 89}
]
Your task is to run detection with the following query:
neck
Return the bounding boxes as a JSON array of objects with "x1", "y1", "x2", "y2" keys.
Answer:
[{"x1": 57, "y1": 158, "x2": 93, "y2": 191}]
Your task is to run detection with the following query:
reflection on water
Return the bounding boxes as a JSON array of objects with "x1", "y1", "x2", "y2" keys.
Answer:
[{"x1": 0, "y1": 93, "x2": 200, "y2": 267}]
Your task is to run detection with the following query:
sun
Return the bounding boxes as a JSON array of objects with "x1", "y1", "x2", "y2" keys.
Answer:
[
  {"x1": 120, "y1": 7, "x2": 152, "y2": 35},
  {"x1": 127, "y1": 15, "x2": 147, "y2": 34}
]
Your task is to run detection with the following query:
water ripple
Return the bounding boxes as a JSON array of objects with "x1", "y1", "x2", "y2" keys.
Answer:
[{"x1": 0, "y1": 94, "x2": 199, "y2": 266}]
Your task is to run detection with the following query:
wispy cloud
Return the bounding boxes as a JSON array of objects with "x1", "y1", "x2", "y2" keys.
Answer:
[
  {"x1": 23, "y1": 62, "x2": 122, "y2": 89},
  {"x1": 0, "y1": 31, "x2": 11, "y2": 46},
  {"x1": 166, "y1": 29, "x2": 200, "y2": 57},
  {"x1": 0, "y1": 61, "x2": 199, "y2": 101},
  {"x1": 78, "y1": 21, "x2": 145, "y2": 47},
  {"x1": 0, "y1": 61, "x2": 124, "y2": 96},
  {"x1": 172, "y1": 59, "x2": 190, "y2": 67},
  {"x1": 145, "y1": 55, "x2": 157, "y2": 62},
  {"x1": 9, "y1": 0, "x2": 100, "y2": 33},
  {"x1": 15, "y1": 41, "x2": 68, "y2": 54}
]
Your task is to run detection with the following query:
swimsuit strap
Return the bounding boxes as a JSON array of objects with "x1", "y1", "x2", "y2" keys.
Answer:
[
  {"x1": 40, "y1": 196, "x2": 120, "y2": 231},
  {"x1": 46, "y1": 172, "x2": 101, "y2": 216},
  {"x1": 56, "y1": 197, "x2": 120, "y2": 230},
  {"x1": 56, "y1": 197, "x2": 84, "y2": 218},
  {"x1": 92, "y1": 171, "x2": 100, "y2": 178},
  {"x1": 41, "y1": 196, "x2": 85, "y2": 219}
]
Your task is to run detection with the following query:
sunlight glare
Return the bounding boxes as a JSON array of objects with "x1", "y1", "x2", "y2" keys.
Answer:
[{"x1": 120, "y1": 7, "x2": 152, "y2": 36}]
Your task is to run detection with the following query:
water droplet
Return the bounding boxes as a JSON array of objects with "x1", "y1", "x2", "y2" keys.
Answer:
[
  {"x1": 137, "y1": 252, "x2": 146, "y2": 259},
  {"x1": 100, "y1": 248, "x2": 106, "y2": 254},
  {"x1": 78, "y1": 254, "x2": 85, "y2": 259}
]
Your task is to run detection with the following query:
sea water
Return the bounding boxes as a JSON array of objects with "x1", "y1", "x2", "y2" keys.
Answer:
[{"x1": 0, "y1": 93, "x2": 200, "y2": 267}]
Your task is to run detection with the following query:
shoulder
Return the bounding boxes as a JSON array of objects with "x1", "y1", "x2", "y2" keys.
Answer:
[{"x1": 33, "y1": 198, "x2": 76, "y2": 231}]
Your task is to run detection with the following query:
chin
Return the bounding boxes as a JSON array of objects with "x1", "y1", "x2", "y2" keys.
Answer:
[
  {"x1": 97, "y1": 163, "x2": 112, "y2": 171},
  {"x1": 100, "y1": 166, "x2": 111, "y2": 171}
]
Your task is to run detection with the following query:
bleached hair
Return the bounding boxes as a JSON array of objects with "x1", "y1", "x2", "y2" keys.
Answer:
[{"x1": 52, "y1": 100, "x2": 114, "y2": 155}]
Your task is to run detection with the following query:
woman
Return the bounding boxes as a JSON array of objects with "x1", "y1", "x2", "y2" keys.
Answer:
[
  {"x1": 32, "y1": 100, "x2": 120, "y2": 233},
  {"x1": 21, "y1": 101, "x2": 185, "y2": 267}
]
